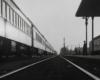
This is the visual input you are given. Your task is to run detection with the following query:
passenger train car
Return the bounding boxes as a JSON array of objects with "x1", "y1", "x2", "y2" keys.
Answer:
[
  {"x1": 0, "y1": 0, "x2": 55, "y2": 57},
  {"x1": 89, "y1": 35, "x2": 100, "y2": 54}
]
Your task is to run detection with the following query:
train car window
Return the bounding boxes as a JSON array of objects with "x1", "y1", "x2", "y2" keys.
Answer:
[
  {"x1": 90, "y1": 42, "x2": 91, "y2": 47},
  {"x1": 22, "y1": 20, "x2": 24, "y2": 31},
  {"x1": 46, "y1": 43, "x2": 47, "y2": 48},
  {"x1": 24, "y1": 22, "x2": 26, "y2": 33},
  {"x1": 22, "y1": 19, "x2": 23, "y2": 31},
  {"x1": 38, "y1": 35, "x2": 39, "y2": 42},
  {"x1": 36, "y1": 32, "x2": 38, "y2": 41},
  {"x1": 37, "y1": 34, "x2": 39, "y2": 41},
  {"x1": 17, "y1": 15, "x2": 19, "y2": 28},
  {"x1": 42, "y1": 40, "x2": 44, "y2": 45},
  {"x1": 36, "y1": 32, "x2": 37, "y2": 40},
  {"x1": 0, "y1": 0, "x2": 1, "y2": 16},
  {"x1": 2, "y1": 1, "x2": 6, "y2": 18},
  {"x1": 14, "y1": 12, "x2": 16, "y2": 26},
  {"x1": 44, "y1": 41, "x2": 45, "y2": 46},
  {"x1": 40, "y1": 37, "x2": 42, "y2": 43},
  {"x1": 25, "y1": 23, "x2": 27, "y2": 33},
  {"x1": 16, "y1": 14, "x2": 18, "y2": 28},
  {"x1": 37, "y1": 33, "x2": 39, "y2": 41},
  {"x1": 29, "y1": 26, "x2": 30, "y2": 35},
  {"x1": 21, "y1": 19, "x2": 23, "y2": 30},
  {"x1": 95, "y1": 41, "x2": 97, "y2": 46},
  {"x1": 14, "y1": 11, "x2": 15, "y2": 26},
  {"x1": 43, "y1": 40, "x2": 44, "y2": 45},
  {"x1": 44, "y1": 41, "x2": 45, "y2": 45},
  {"x1": 10, "y1": 8, "x2": 13, "y2": 24},
  {"x1": 99, "y1": 41, "x2": 100, "y2": 46},
  {"x1": 7, "y1": 5, "x2": 9, "y2": 21},
  {"x1": 36, "y1": 33, "x2": 37, "y2": 40},
  {"x1": 9, "y1": 7, "x2": 10, "y2": 22},
  {"x1": 26, "y1": 23, "x2": 27, "y2": 33},
  {"x1": 20, "y1": 17, "x2": 22, "y2": 30},
  {"x1": 27, "y1": 24, "x2": 28, "y2": 34},
  {"x1": 98, "y1": 41, "x2": 99, "y2": 45},
  {"x1": 97, "y1": 41, "x2": 99, "y2": 46},
  {"x1": 28, "y1": 26, "x2": 30, "y2": 35},
  {"x1": 15, "y1": 12, "x2": 17, "y2": 27},
  {"x1": 12, "y1": 9, "x2": 14, "y2": 24},
  {"x1": 24, "y1": 22, "x2": 26, "y2": 32},
  {"x1": 18, "y1": 16, "x2": 20, "y2": 29},
  {"x1": 30, "y1": 27, "x2": 31, "y2": 35},
  {"x1": 94, "y1": 42, "x2": 96, "y2": 46},
  {"x1": 20, "y1": 18, "x2": 22, "y2": 29},
  {"x1": 29, "y1": 27, "x2": 30, "y2": 35},
  {"x1": 24, "y1": 21, "x2": 25, "y2": 32},
  {"x1": 27, "y1": 26, "x2": 29, "y2": 34},
  {"x1": 21, "y1": 18, "x2": 23, "y2": 30},
  {"x1": 5, "y1": 3, "x2": 7, "y2": 19},
  {"x1": 28, "y1": 26, "x2": 29, "y2": 34},
  {"x1": 21, "y1": 18, "x2": 22, "y2": 30},
  {"x1": 38, "y1": 35, "x2": 40, "y2": 42},
  {"x1": 11, "y1": 41, "x2": 16, "y2": 52},
  {"x1": 38, "y1": 34, "x2": 39, "y2": 42}
]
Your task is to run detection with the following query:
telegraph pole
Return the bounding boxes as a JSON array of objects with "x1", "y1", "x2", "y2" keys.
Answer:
[
  {"x1": 64, "y1": 37, "x2": 65, "y2": 48},
  {"x1": 63, "y1": 37, "x2": 65, "y2": 55}
]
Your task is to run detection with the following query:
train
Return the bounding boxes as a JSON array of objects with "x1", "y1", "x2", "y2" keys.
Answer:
[
  {"x1": 0, "y1": 0, "x2": 55, "y2": 58},
  {"x1": 89, "y1": 35, "x2": 100, "y2": 55}
]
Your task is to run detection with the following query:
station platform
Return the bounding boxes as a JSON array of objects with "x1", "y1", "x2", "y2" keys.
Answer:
[{"x1": 65, "y1": 55, "x2": 100, "y2": 60}]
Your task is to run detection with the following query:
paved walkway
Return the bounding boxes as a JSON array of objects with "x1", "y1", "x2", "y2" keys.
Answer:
[{"x1": 65, "y1": 55, "x2": 100, "y2": 59}]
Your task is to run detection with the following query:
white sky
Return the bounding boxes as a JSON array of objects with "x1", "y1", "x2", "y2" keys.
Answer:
[{"x1": 14, "y1": 0, "x2": 100, "y2": 54}]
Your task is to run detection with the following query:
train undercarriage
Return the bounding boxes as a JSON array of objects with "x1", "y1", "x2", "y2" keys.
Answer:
[{"x1": 0, "y1": 36, "x2": 52, "y2": 58}]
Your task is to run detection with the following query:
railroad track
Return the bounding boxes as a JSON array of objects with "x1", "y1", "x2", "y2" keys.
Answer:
[{"x1": 0, "y1": 56, "x2": 99, "y2": 80}]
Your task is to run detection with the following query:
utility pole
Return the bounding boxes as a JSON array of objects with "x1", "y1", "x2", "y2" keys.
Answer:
[
  {"x1": 92, "y1": 16, "x2": 94, "y2": 55},
  {"x1": 64, "y1": 37, "x2": 65, "y2": 48},
  {"x1": 63, "y1": 37, "x2": 65, "y2": 55},
  {"x1": 71, "y1": 45, "x2": 72, "y2": 50}
]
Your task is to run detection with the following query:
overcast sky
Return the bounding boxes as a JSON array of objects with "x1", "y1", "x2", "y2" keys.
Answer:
[{"x1": 14, "y1": 0, "x2": 100, "y2": 54}]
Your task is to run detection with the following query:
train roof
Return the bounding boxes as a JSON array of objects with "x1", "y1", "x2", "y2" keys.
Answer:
[
  {"x1": 11, "y1": 0, "x2": 33, "y2": 24},
  {"x1": 11, "y1": 0, "x2": 54, "y2": 49},
  {"x1": 90, "y1": 35, "x2": 100, "y2": 42}
]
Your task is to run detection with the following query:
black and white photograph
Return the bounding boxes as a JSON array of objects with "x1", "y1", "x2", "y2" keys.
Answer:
[{"x1": 0, "y1": 0, "x2": 100, "y2": 80}]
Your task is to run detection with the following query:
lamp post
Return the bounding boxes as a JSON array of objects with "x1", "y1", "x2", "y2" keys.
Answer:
[
  {"x1": 82, "y1": 17, "x2": 89, "y2": 55},
  {"x1": 92, "y1": 16, "x2": 94, "y2": 55},
  {"x1": 76, "y1": 0, "x2": 100, "y2": 55}
]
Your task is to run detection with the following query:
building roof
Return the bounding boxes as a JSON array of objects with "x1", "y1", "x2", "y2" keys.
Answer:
[{"x1": 76, "y1": 0, "x2": 100, "y2": 17}]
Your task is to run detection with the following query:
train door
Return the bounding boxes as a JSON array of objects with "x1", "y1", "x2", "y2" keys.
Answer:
[
  {"x1": 11, "y1": 41, "x2": 16, "y2": 55},
  {"x1": 0, "y1": 39, "x2": 3, "y2": 57}
]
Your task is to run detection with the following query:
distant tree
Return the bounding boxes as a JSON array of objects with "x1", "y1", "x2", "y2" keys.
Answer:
[
  {"x1": 54, "y1": 51, "x2": 57, "y2": 55},
  {"x1": 60, "y1": 47, "x2": 70, "y2": 56},
  {"x1": 74, "y1": 47, "x2": 78, "y2": 55}
]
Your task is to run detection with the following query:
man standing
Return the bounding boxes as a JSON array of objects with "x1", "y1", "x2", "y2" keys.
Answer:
[{"x1": 83, "y1": 41, "x2": 87, "y2": 55}]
